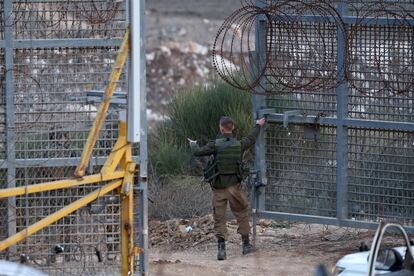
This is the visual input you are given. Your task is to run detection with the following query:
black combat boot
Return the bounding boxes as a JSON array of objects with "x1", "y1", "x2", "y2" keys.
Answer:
[
  {"x1": 217, "y1": 238, "x2": 226, "y2": 261},
  {"x1": 242, "y1": 235, "x2": 254, "y2": 255}
]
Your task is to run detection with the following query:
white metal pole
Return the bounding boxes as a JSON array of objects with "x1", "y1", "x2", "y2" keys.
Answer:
[
  {"x1": 128, "y1": 1, "x2": 148, "y2": 275},
  {"x1": 128, "y1": 0, "x2": 145, "y2": 143}
]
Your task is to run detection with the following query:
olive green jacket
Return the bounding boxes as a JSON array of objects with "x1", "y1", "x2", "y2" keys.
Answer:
[{"x1": 190, "y1": 124, "x2": 261, "y2": 189}]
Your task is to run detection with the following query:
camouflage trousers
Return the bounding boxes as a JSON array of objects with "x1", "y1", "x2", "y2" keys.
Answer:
[{"x1": 212, "y1": 183, "x2": 250, "y2": 240}]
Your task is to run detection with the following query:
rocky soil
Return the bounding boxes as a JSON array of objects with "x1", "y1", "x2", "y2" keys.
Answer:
[
  {"x1": 145, "y1": 0, "x2": 244, "y2": 126},
  {"x1": 149, "y1": 215, "x2": 376, "y2": 276}
]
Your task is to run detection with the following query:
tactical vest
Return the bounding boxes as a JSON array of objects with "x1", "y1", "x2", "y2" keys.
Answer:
[{"x1": 215, "y1": 138, "x2": 242, "y2": 175}]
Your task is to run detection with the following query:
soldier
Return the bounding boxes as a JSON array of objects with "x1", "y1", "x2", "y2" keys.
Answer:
[{"x1": 188, "y1": 116, "x2": 266, "y2": 260}]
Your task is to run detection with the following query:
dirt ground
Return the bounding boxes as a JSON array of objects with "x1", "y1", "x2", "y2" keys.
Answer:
[
  {"x1": 150, "y1": 247, "x2": 324, "y2": 276},
  {"x1": 149, "y1": 218, "x2": 375, "y2": 276}
]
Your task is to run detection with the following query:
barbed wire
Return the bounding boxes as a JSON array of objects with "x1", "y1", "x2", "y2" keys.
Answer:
[
  {"x1": 346, "y1": 0, "x2": 414, "y2": 96},
  {"x1": 2, "y1": 0, "x2": 123, "y2": 38},
  {"x1": 212, "y1": 0, "x2": 414, "y2": 96},
  {"x1": 71, "y1": 0, "x2": 122, "y2": 25}
]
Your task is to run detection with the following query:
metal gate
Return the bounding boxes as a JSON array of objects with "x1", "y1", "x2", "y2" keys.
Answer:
[
  {"x1": 0, "y1": 1, "x2": 146, "y2": 275},
  {"x1": 251, "y1": 0, "x2": 414, "y2": 230}
]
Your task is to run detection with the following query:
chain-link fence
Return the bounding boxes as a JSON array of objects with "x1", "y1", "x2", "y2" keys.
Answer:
[
  {"x1": 0, "y1": 1, "x2": 135, "y2": 274},
  {"x1": 252, "y1": 0, "x2": 414, "y2": 230}
]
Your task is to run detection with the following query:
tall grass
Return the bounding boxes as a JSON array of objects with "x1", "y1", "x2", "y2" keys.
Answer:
[{"x1": 150, "y1": 79, "x2": 252, "y2": 176}]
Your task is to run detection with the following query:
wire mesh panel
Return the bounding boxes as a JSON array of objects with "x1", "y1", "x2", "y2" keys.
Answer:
[
  {"x1": 348, "y1": 24, "x2": 414, "y2": 122},
  {"x1": 348, "y1": 129, "x2": 414, "y2": 225},
  {"x1": 15, "y1": 167, "x2": 121, "y2": 275},
  {"x1": 266, "y1": 21, "x2": 339, "y2": 95},
  {"x1": 265, "y1": 123, "x2": 337, "y2": 217},
  {"x1": 0, "y1": 0, "x2": 130, "y2": 273},
  {"x1": 254, "y1": 0, "x2": 414, "y2": 229},
  {"x1": 0, "y1": 1, "x2": 4, "y2": 41},
  {"x1": 13, "y1": 47, "x2": 124, "y2": 160},
  {"x1": 0, "y1": 52, "x2": 6, "y2": 160},
  {"x1": 0, "y1": 52, "x2": 7, "y2": 256},
  {"x1": 264, "y1": 12, "x2": 339, "y2": 117},
  {"x1": 13, "y1": 0, "x2": 126, "y2": 39},
  {"x1": 0, "y1": 169, "x2": 8, "y2": 259}
]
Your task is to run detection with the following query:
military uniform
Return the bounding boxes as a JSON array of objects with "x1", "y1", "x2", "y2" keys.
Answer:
[{"x1": 190, "y1": 124, "x2": 261, "y2": 240}]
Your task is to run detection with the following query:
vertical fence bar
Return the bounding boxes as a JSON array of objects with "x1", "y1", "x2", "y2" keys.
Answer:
[
  {"x1": 4, "y1": 0, "x2": 16, "y2": 256},
  {"x1": 137, "y1": 0, "x2": 148, "y2": 274},
  {"x1": 252, "y1": 10, "x2": 267, "y2": 242},
  {"x1": 335, "y1": 1, "x2": 349, "y2": 221},
  {"x1": 128, "y1": 0, "x2": 148, "y2": 273},
  {"x1": 127, "y1": 0, "x2": 142, "y2": 143}
]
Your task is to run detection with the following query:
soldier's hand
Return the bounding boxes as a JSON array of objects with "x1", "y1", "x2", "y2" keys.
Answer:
[
  {"x1": 187, "y1": 138, "x2": 197, "y2": 146},
  {"x1": 256, "y1": 117, "x2": 266, "y2": 126}
]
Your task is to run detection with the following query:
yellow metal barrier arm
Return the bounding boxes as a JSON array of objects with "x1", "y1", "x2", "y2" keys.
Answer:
[
  {"x1": 74, "y1": 27, "x2": 130, "y2": 177},
  {"x1": 101, "y1": 116, "x2": 129, "y2": 175},
  {"x1": 0, "y1": 179, "x2": 123, "y2": 252},
  {"x1": 0, "y1": 171, "x2": 125, "y2": 199}
]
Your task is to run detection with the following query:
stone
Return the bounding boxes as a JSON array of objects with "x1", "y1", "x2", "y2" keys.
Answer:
[
  {"x1": 258, "y1": 219, "x2": 272, "y2": 228},
  {"x1": 185, "y1": 41, "x2": 208, "y2": 55},
  {"x1": 178, "y1": 225, "x2": 187, "y2": 234}
]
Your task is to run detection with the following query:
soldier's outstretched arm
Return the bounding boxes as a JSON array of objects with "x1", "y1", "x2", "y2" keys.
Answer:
[
  {"x1": 189, "y1": 139, "x2": 216, "y2": 156},
  {"x1": 240, "y1": 118, "x2": 266, "y2": 151}
]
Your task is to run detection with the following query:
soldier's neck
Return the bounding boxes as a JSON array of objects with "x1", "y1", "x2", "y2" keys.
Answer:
[{"x1": 221, "y1": 132, "x2": 233, "y2": 138}]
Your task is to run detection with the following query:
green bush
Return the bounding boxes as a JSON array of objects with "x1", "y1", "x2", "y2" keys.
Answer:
[
  {"x1": 150, "y1": 78, "x2": 252, "y2": 177},
  {"x1": 150, "y1": 141, "x2": 190, "y2": 176}
]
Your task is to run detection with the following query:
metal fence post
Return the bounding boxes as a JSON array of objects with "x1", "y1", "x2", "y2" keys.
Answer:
[
  {"x1": 252, "y1": 7, "x2": 267, "y2": 239},
  {"x1": 137, "y1": 0, "x2": 148, "y2": 273},
  {"x1": 335, "y1": 1, "x2": 349, "y2": 221},
  {"x1": 0, "y1": 0, "x2": 145, "y2": 272},
  {"x1": 4, "y1": 0, "x2": 16, "y2": 256}
]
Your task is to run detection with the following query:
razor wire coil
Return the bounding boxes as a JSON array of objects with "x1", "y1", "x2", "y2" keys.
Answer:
[{"x1": 212, "y1": 0, "x2": 414, "y2": 96}]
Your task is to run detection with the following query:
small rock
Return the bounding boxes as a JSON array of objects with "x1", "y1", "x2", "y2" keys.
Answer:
[
  {"x1": 322, "y1": 233, "x2": 342, "y2": 242},
  {"x1": 178, "y1": 225, "x2": 187, "y2": 234},
  {"x1": 195, "y1": 65, "x2": 210, "y2": 77},
  {"x1": 166, "y1": 41, "x2": 181, "y2": 50},
  {"x1": 160, "y1": 46, "x2": 171, "y2": 56},
  {"x1": 258, "y1": 219, "x2": 272, "y2": 228},
  {"x1": 184, "y1": 41, "x2": 208, "y2": 55},
  {"x1": 146, "y1": 52, "x2": 155, "y2": 61},
  {"x1": 212, "y1": 55, "x2": 240, "y2": 71},
  {"x1": 178, "y1": 28, "x2": 187, "y2": 36}
]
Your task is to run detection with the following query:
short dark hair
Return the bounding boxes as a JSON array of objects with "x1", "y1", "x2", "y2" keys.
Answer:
[{"x1": 220, "y1": 116, "x2": 234, "y2": 130}]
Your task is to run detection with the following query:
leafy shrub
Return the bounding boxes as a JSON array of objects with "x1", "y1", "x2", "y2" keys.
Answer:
[{"x1": 150, "y1": 78, "x2": 252, "y2": 176}]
